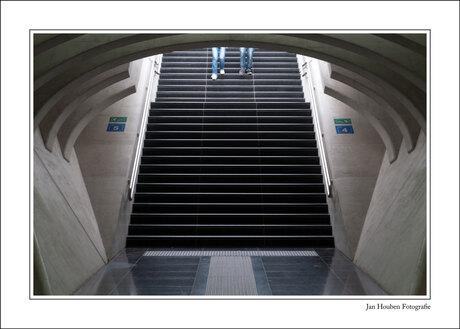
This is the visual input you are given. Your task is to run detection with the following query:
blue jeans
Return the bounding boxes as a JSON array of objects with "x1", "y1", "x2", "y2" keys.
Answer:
[
  {"x1": 240, "y1": 47, "x2": 254, "y2": 70},
  {"x1": 212, "y1": 47, "x2": 226, "y2": 73}
]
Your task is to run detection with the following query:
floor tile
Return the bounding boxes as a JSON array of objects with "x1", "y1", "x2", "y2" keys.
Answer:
[
  {"x1": 191, "y1": 257, "x2": 211, "y2": 295},
  {"x1": 75, "y1": 248, "x2": 388, "y2": 296},
  {"x1": 133, "y1": 264, "x2": 199, "y2": 272},
  {"x1": 251, "y1": 256, "x2": 272, "y2": 295},
  {"x1": 205, "y1": 257, "x2": 258, "y2": 295}
]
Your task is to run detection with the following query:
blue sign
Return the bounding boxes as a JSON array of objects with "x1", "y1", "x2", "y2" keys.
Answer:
[
  {"x1": 107, "y1": 123, "x2": 125, "y2": 132},
  {"x1": 335, "y1": 125, "x2": 354, "y2": 134}
]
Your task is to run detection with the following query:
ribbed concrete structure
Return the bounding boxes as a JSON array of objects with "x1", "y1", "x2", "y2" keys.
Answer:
[
  {"x1": 34, "y1": 34, "x2": 426, "y2": 162},
  {"x1": 31, "y1": 32, "x2": 428, "y2": 298}
]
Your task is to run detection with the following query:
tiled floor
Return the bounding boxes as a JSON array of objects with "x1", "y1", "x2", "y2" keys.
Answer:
[{"x1": 74, "y1": 248, "x2": 387, "y2": 296}]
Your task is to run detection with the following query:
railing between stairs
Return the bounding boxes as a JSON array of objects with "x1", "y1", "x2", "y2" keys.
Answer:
[
  {"x1": 128, "y1": 54, "x2": 163, "y2": 200},
  {"x1": 298, "y1": 55, "x2": 332, "y2": 197}
]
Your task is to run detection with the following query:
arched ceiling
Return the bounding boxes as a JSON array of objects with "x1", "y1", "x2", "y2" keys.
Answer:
[{"x1": 33, "y1": 33, "x2": 426, "y2": 160}]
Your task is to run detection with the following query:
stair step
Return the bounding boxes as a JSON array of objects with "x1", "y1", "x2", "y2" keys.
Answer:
[
  {"x1": 166, "y1": 50, "x2": 296, "y2": 57},
  {"x1": 135, "y1": 182, "x2": 325, "y2": 193},
  {"x1": 145, "y1": 132, "x2": 316, "y2": 140},
  {"x1": 130, "y1": 213, "x2": 331, "y2": 225},
  {"x1": 161, "y1": 62, "x2": 299, "y2": 67},
  {"x1": 126, "y1": 236, "x2": 334, "y2": 248},
  {"x1": 160, "y1": 67, "x2": 301, "y2": 73},
  {"x1": 156, "y1": 91, "x2": 305, "y2": 97},
  {"x1": 134, "y1": 192, "x2": 327, "y2": 203},
  {"x1": 128, "y1": 48, "x2": 332, "y2": 248},
  {"x1": 158, "y1": 79, "x2": 302, "y2": 86},
  {"x1": 128, "y1": 224, "x2": 332, "y2": 235},
  {"x1": 143, "y1": 139, "x2": 317, "y2": 147},
  {"x1": 137, "y1": 173, "x2": 323, "y2": 183},
  {"x1": 146, "y1": 123, "x2": 314, "y2": 132},
  {"x1": 149, "y1": 109, "x2": 312, "y2": 116},
  {"x1": 132, "y1": 203, "x2": 329, "y2": 214},
  {"x1": 158, "y1": 85, "x2": 303, "y2": 92},
  {"x1": 142, "y1": 147, "x2": 318, "y2": 156},
  {"x1": 139, "y1": 164, "x2": 322, "y2": 174},
  {"x1": 159, "y1": 73, "x2": 301, "y2": 80},
  {"x1": 162, "y1": 57, "x2": 299, "y2": 63},
  {"x1": 148, "y1": 116, "x2": 312, "y2": 123},
  {"x1": 141, "y1": 155, "x2": 320, "y2": 164},
  {"x1": 150, "y1": 102, "x2": 310, "y2": 109},
  {"x1": 154, "y1": 98, "x2": 306, "y2": 103}
]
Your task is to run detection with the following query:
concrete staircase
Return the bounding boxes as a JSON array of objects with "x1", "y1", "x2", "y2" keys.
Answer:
[{"x1": 126, "y1": 48, "x2": 334, "y2": 247}]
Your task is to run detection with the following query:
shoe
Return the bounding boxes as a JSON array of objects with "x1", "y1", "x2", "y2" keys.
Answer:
[
  {"x1": 220, "y1": 69, "x2": 225, "y2": 75},
  {"x1": 211, "y1": 73, "x2": 217, "y2": 80},
  {"x1": 246, "y1": 69, "x2": 253, "y2": 75},
  {"x1": 239, "y1": 69, "x2": 245, "y2": 75}
]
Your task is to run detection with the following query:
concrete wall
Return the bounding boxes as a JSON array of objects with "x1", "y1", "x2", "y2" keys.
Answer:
[
  {"x1": 307, "y1": 58, "x2": 426, "y2": 295},
  {"x1": 354, "y1": 132, "x2": 426, "y2": 295},
  {"x1": 33, "y1": 57, "x2": 157, "y2": 294},
  {"x1": 307, "y1": 59, "x2": 386, "y2": 259},
  {"x1": 74, "y1": 57, "x2": 156, "y2": 259},
  {"x1": 34, "y1": 130, "x2": 107, "y2": 294}
]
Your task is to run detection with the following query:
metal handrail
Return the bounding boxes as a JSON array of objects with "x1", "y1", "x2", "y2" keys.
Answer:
[
  {"x1": 302, "y1": 58, "x2": 332, "y2": 197},
  {"x1": 128, "y1": 55, "x2": 161, "y2": 200}
]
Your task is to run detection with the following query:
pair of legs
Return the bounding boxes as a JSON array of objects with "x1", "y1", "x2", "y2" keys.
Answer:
[
  {"x1": 211, "y1": 47, "x2": 226, "y2": 77},
  {"x1": 240, "y1": 47, "x2": 254, "y2": 74}
]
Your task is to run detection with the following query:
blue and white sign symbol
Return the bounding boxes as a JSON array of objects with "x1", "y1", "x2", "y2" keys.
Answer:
[
  {"x1": 107, "y1": 123, "x2": 126, "y2": 132},
  {"x1": 335, "y1": 125, "x2": 354, "y2": 134}
]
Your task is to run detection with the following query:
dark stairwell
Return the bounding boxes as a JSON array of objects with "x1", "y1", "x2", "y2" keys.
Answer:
[{"x1": 126, "y1": 48, "x2": 334, "y2": 248}]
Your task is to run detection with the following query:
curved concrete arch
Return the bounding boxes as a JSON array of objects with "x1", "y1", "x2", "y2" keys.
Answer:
[
  {"x1": 34, "y1": 33, "x2": 427, "y2": 136},
  {"x1": 292, "y1": 34, "x2": 425, "y2": 91},
  {"x1": 35, "y1": 33, "x2": 425, "y2": 91},
  {"x1": 329, "y1": 66, "x2": 421, "y2": 152},
  {"x1": 34, "y1": 34, "x2": 165, "y2": 89},
  {"x1": 35, "y1": 47, "x2": 158, "y2": 130},
  {"x1": 59, "y1": 85, "x2": 137, "y2": 161},
  {"x1": 34, "y1": 34, "x2": 61, "y2": 46},
  {"x1": 324, "y1": 86, "x2": 400, "y2": 163},
  {"x1": 318, "y1": 61, "x2": 403, "y2": 162},
  {"x1": 300, "y1": 45, "x2": 426, "y2": 131},
  {"x1": 40, "y1": 64, "x2": 131, "y2": 151},
  {"x1": 373, "y1": 34, "x2": 426, "y2": 56},
  {"x1": 34, "y1": 34, "x2": 85, "y2": 56},
  {"x1": 33, "y1": 34, "x2": 425, "y2": 106}
]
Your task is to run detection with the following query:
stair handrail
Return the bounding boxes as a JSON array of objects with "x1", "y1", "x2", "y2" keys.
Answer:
[
  {"x1": 128, "y1": 54, "x2": 162, "y2": 200},
  {"x1": 300, "y1": 57, "x2": 332, "y2": 197}
]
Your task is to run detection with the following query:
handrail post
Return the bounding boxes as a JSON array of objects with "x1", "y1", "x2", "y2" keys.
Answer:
[
  {"x1": 128, "y1": 54, "x2": 162, "y2": 200},
  {"x1": 298, "y1": 56, "x2": 332, "y2": 197}
]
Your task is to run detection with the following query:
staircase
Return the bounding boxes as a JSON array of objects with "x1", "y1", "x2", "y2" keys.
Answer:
[{"x1": 126, "y1": 48, "x2": 334, "y2": 247}]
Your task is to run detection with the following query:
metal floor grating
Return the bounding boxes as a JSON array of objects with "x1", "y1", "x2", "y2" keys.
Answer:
[
  {"x1": 205, "y1": 257, "x2": 258, "y2": 295},
  {"x1": 143, "y1": 250, "x2": 318, "y2": 257}
]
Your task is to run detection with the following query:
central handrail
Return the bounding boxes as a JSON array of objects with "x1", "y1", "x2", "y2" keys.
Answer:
[
  {"x1": 128, "y1": 55, "x2": 162, "y2": 200},
  {"x1": 299, "y1": 56, "x2": 332, "y2": 197}
]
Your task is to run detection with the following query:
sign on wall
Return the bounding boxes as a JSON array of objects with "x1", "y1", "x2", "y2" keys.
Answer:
[
  {"x1": 107, "y1": 123, "x2": 126, "y2": 132},
  {"x1": 109, "y1": 116, "x2": 127, "y2": 123},
  {"x1": 334, "y1": 118, "x2": 352, "y2": 125},
  {"x1": 335, "y1": 125, "x2": 354, "y2": 134}
]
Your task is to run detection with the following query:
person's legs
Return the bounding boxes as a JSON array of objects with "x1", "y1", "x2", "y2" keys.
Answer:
[
  {"x1": 240, "y1": 47, "x2": 247, "y2": 69},
  {"x1": 211, "y1": 47, "x2": 218, "y2": 74},
  {"x1": 246, "y1": 48, "x2": 255, "y2": 70},
  {"x1": 239, "y1": 47, "x2": 247, "y2": 75},
  {"x1": 219, "y1": 47, "x2": 226, "y2": 71}
]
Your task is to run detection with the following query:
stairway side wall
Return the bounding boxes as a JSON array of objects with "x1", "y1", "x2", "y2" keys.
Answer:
[
  {"x1": 310, "y1": 58, "x2": 427, "y2": 295},
  {"x1": 354, "y1": 132, "x2": 426, "y2": 295},
  {"x1": 34, "y1": 130, "x2": 107, "y2": 295},
  {"x1": 74, "y1": 58, "x2": 154, "y2": 259},
  {"x1": 308, "y1": 59, "x2": 386, "y2": 258}
]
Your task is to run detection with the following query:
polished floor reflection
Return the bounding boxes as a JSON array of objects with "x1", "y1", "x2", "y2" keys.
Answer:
[{"x1": 74, "y1": 248, "x2": 387, "y2": 296}]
